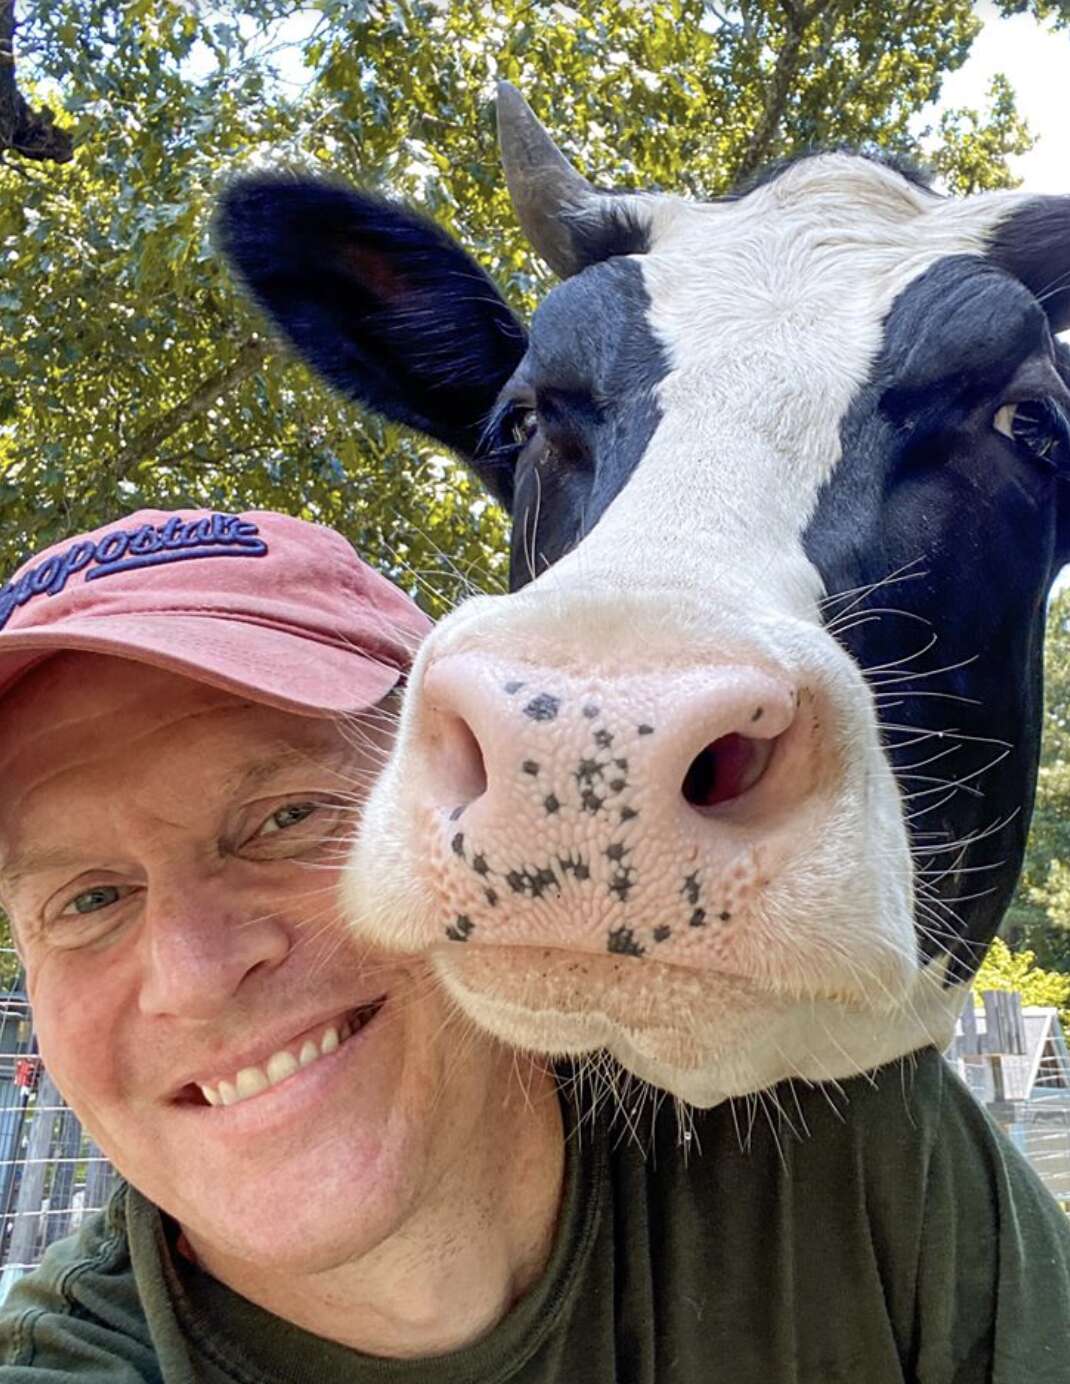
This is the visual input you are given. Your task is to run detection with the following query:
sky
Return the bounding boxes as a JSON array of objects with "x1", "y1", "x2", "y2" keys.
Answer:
[{"x1": 927, "y1": 0, "x2": 1068, "y2": 193}]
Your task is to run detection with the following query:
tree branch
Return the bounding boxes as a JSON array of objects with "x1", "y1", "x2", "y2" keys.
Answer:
[
  {"x1": 111, "y1": 336, "x2": 271, "y2": 478},
  {"x1": 735, "y1": 0, "x2": 833, "y2": 181},
  {"x1": 0, "y1": 1, "x2": 72, "y2": 163}
]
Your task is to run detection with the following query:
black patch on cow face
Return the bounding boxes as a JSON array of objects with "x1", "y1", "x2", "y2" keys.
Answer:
[
  {"x1": 446, "y1": 915, "x2": 474, "y2": 942},
  {"x1": 607, "y1": 925, "x2": 644, "y2": 957},
  {"x1": 987, "y1": 196, "x2": 1070, "y2": 334},
  {"x1": 479, "y1": 257, "x2": 670, "y2": 589},
  {"x1": 804, "y1": 253, "x2": 1070, "y2": 983},
  {"x1": 524, "y1": 692, "x2": 560, "y2": 721}
]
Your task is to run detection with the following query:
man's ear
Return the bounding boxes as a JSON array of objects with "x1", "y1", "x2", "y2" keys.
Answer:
[{"x1": 215, "y1": 175, "x2": 527, "y2": 507}]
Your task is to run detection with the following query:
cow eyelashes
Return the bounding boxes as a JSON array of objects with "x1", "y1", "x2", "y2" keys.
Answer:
[
  {"x1": 993, "y1": 398, "x2": 1069, "y2": 465},
  {"x1": 511, "y1": 407, "x2": 539, "y2": 447},
  {"x1": 488, "y1": 390, "x2": 600, "y2": 475}
]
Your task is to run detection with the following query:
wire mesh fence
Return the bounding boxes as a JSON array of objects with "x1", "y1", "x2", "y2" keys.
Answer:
[
  {"x1": 0, "y1": 954, "x2": 121, "y2": 1302},
  {"x1": 0, "y1": 950, "x2": 1067, "y2": 1304}
]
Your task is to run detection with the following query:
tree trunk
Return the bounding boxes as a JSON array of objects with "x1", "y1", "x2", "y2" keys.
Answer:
[{"x1": 0, "y1": 1, "x2": 73, "y2": 163}]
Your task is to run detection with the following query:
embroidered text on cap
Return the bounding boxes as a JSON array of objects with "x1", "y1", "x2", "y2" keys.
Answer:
[{"x1": 0, "y1": 514, "x2": 269, "y2": 631}]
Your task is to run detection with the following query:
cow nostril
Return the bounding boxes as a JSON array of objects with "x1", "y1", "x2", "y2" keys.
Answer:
[
  {"x1": 682, "y1": 733, "x2": 773, "y2": 811},
  {"x1": 429, "y1": 711, "x2": 488, "y2": 810}
]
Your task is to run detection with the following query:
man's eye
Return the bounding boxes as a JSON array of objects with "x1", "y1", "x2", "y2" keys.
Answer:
[
  {"x1": 258, "y1": 802, "x2": 319, "y2": 836},
  {"x1": 63, "y1": 885, "x2": 122, "y2": 916},
  {"x1": 993, "y1": 398, "x2": 1068, "y2": 463}
]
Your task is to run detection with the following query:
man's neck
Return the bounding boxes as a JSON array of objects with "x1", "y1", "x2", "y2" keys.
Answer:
[{"x1": 183, "y1": 1062, "x2": 566, "y2": 1359}]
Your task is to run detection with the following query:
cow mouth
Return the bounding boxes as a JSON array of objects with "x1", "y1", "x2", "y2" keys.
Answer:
[{"x1": 431, "y1": 943, "x2": 785, "y2": 1071}]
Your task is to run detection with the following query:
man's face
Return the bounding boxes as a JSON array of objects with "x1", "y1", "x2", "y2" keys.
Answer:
[{"x1": 0, "y1": 653, "x2": 515, "y2": 1272}]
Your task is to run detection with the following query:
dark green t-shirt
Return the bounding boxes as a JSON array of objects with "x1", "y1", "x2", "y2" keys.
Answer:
[{"x1": 3, "y1": 1049, "x2": 1069, "y2": 1382}]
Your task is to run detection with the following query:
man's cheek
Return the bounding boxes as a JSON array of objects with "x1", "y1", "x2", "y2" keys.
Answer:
[{"x1": 33, "y1": 959, "x2": 126, "y2": 1099}]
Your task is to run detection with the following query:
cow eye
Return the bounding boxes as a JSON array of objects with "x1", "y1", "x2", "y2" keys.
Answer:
[
  {"x1": 993, "y1": 399, "x2": 1068, "y2": 463},
  {"x1": 511, "y1": 408, "x2": 539, "y2": 447}
]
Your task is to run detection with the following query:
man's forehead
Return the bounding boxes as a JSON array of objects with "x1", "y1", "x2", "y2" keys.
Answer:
[
  {"x1": 0, "y1": 655, "x2": 362, "y2": 883},
  {"x1": 0, "y1": 740, "x2": 354, "y2": 891},
  {"x1": 0, "y1": 653, "x2": 233, "y2": 765},
  {"x1": 0, "y1": 652, "x2": 347, "y2": 771}
]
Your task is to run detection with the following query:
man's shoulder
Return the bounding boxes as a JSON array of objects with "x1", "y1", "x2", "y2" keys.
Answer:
[
  {"x1": 0, "y1": 1183, "x2": 161, "y2": 1380},
  {"x1": 626, "y1": 1044, "x2": 952, "y2": 1176}
]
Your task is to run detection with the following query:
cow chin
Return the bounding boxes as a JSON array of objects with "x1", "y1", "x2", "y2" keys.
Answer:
[
  {"x1": 431, "y1": 942, "x2": 788, "y2": 1108},
  {"x1": 430, "y1": 944, "x2": 967, "y2": 1109}
]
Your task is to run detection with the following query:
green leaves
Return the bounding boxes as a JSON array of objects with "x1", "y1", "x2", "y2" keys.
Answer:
[
  {"x1": 1005, "y1": 590, "x2": 1070, "y2": 972},
  {"x1": 925, "y1": 73, "x2": 1034, "y2": 195}
]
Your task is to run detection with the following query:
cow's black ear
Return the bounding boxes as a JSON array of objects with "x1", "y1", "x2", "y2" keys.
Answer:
[{"x1": 215, "y1": 175, "x2": 527, "y2": 507}]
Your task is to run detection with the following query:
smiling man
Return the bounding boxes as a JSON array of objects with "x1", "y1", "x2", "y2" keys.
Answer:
[
  {"x1": 0, "y1": 507, "x2": 565, "y2": 1372},
  {"x1": 1, "y1": 507, "x2": 1069, "y2": 1383}
]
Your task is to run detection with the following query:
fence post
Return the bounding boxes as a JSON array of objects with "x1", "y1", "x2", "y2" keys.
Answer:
[
  {"x1": 84, "y1": 1137, "x2": 115, "y2": 1216},
  {"x1": 983, "y1": 990, "x2": 1027, "y2": 1056},
  {"x1": 5, "y1": 1071, "x2": 61, "y2": 1270},
  {"x1": 45, "y1": 1105, "x2": 83, "y2": 1244},
  {"x1": 959, "y1": 990, "x2": 979, "y2": 1054}
]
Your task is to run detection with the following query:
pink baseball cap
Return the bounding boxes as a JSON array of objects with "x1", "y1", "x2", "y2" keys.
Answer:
[{"x1": 0, "y1": 508, "x2": 433, "y2": 716}]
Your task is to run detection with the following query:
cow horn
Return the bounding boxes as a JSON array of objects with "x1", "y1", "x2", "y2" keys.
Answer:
[{"x1": 496, "y1": 81, "x2": 605, "y2": 279}]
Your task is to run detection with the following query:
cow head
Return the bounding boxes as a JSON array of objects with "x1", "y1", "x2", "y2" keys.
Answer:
[{"x1": 218, "y1": 86, "x2": 1070, "y2": 1107}]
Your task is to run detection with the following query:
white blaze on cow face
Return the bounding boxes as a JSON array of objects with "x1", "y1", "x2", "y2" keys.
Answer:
[{"x1": 343, "y1": 155, "x2": 1046, "y2": 1107}]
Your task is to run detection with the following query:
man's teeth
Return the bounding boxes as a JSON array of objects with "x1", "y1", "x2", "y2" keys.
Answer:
[{"x1": 199, "y1": 1015, "x2": 357, "y2": 1108}]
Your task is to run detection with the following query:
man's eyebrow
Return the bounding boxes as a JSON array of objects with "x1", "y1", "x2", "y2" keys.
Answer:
[
  {"x1": 220, "y1": 743, "x2": 360, "y2": 797},
  {"x1": 0, "y1": 844, "x2": 92, "y2": 893},
  {"x1": 0, "y1": 745, "x2": 358, "y2": 891}
]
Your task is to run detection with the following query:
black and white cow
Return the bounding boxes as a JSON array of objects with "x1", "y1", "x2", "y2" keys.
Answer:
[{"x1": 218, "y1": 85, "x2": 1070, "y2": 1108}]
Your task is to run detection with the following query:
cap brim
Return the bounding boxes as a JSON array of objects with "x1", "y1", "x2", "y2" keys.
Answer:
[{"x1": 0, "y1": 612, "x2": 403, "y2": 717}]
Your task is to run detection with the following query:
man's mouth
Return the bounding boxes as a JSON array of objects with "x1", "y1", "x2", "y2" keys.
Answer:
[{"x1": 177, "y1": 999, "x2": 385, "y2": 1109}]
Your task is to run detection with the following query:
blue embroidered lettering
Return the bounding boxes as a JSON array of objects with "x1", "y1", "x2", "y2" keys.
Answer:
[
  {"x1": 0, "y1": 514, "x2": 269, "y2": 629},
  {"x1": 0, "y1": 570, "x2": 41, "y2": 630},
  {"x1": 160, "y1": 516, "x2": 185, "y2": 549},
  {"x1": 30, "y1": 558, "x2": 63, "y2": 595},
  {"x1": 0, "y1": 587, "x2": 19, "y2": 630},
  {"x1": 95, "y1": 531, "x2": 130, "y2": 565},
  {"x1": 129, "y1": 525, "x2": 162, "y2": 556},
  {"x1": 51, "y1": 542, "x2": 95, "y2": 593}
]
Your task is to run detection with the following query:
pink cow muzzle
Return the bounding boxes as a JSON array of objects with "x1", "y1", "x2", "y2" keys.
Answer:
[{"x1": 417, "y1": 653, "x2": 816, "y2": 967}]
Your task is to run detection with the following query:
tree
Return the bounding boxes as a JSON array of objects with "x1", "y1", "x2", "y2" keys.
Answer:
[
  {"x1": 926, "y1": 73, "x2": 1034, "y2": 196},
  {"x1": 0, "y1": 1, "x2": 72, "y2": 162},
  {"x1": 1006, "y1": 589, "x2": 1070, "y2": 971}
]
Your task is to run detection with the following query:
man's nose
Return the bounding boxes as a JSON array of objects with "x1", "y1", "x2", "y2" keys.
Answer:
[{"x1": 137, "y1": 884, "x2": 291, "y2": 1019}]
